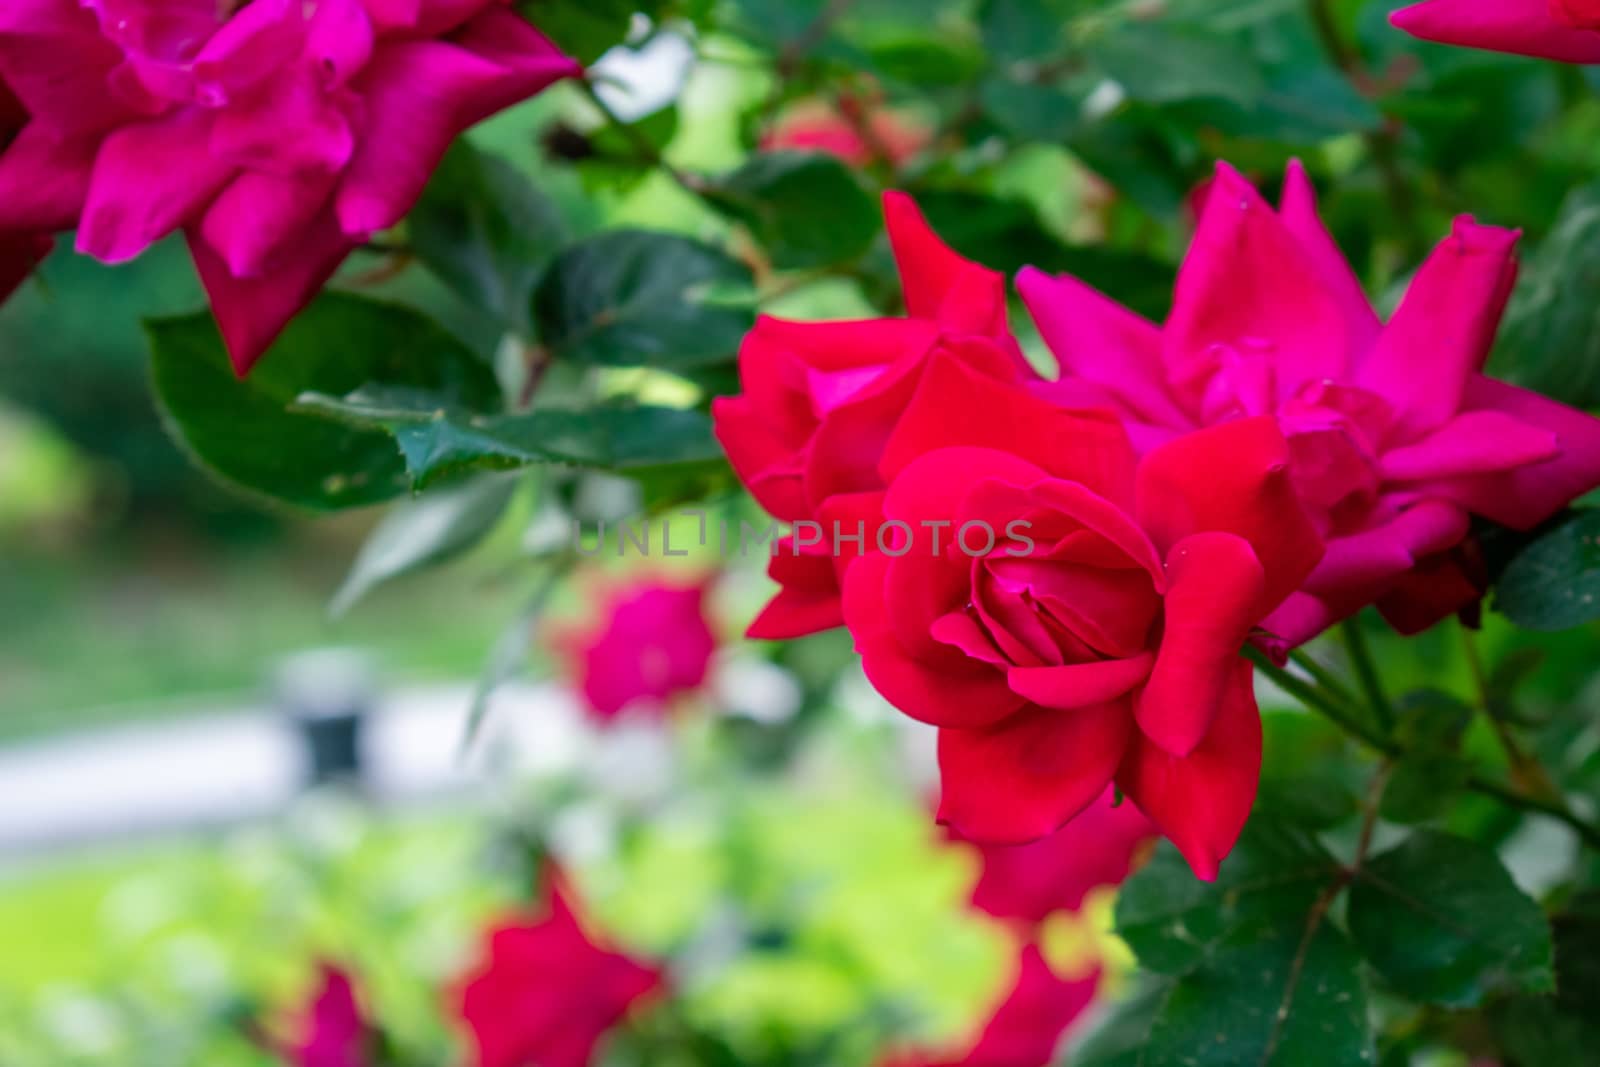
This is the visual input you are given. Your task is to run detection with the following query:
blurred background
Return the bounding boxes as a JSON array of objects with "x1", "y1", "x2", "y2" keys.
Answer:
[{"x1": 6, "y1": 1, "x2": 1600, "y2": 1064}]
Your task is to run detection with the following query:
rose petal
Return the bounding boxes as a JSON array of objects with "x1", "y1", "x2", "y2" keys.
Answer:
[
  {"x1": 937, "y1": 699, "x2": 1131, "y2": 844},
  {"x1": 1357, "y1": 217, "x2": 1520, "y2": 438},
  {"x1": 883, "y1": 189, "x2": 1007, "y2": 337},
  {"x1": 1007, "y1": 653, "x2": 1154, "y2": 709},
  {"x1": 1117, "y1": 658, "x2": 1261, "y2": 881},
  {"x1": 77, "y1": 109, "x2": 237, "y2": 263},
  {"x1": 1166, "y1": 162, "x2": 1353, "y2": 400},
  {"x1": 1017, "y1": 265, "x2": 1192, "y2": 429},
  {"x1": 1391, "y1": 0, "x2": 1600, "y2": 63},
  {"x1": 1135, "y1": 415, "x2": 1323, "y2": 613},
  {"x1": 1135, "y1": 532, "x2": 1265, "y2": 757}
]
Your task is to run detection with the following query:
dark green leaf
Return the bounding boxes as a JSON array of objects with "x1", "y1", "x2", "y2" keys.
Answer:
[
  {"x1": 531, "y1": 0, "x2": 655, "y2": 64},
  {"x1": 147, "y1": 295, "x2": 499, "y2": 510},
  {"x1": 1495, "y1": 510, "x2": 1600, "y2": 631},
  {"x1": 1495, "y1": 182, "x2": 1600, "y2": 409},
  {"x1": 1094, "y1": 23, "x2": 1264, "y2": 105},
  {"x1": 1489, "y1": 890, "x2": 1600, "y2": 1066},
  {"x1": 1143, "y1": 911, "x2": 1373, "y2": 1067},
  {"x1": 703, "y1": 151, "x2": 879, "y2": 270},
  {"x1": 1347, "y1": 830, "x2": 1554, "y2": 1007},
  {"x1": 1116, "y1": 819, "x2": 1342, "y2": 975},
  {"x1": 297, "y1": 387, "x2": 725, "y2": 490},
  {"x1": 410, "y1": 140, "x2": 567, "y2": 331},
  {"x1": 978, "y1": 0, "x2": 1070, "y2": 64},
  {"x1": 530, "y1": 230, "x2": 756, "y2": 370},
  {"x1": 330, "y1": 475, "x2": 519, "y2": 616}
]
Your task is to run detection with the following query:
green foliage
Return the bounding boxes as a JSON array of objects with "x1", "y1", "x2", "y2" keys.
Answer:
[
  {"x1": 705, "y1": 151, "x2": 880, "y2": 269},
  {"x1": 1496, "y1": 510, "x2": 1600, "y2": 631},
  {"x1": 410, "y1": 140, "x2": 568, "y2": 332},
  {"x1": 148, "y1": 295, "x2": 500, "y2": 510},
  {"x1": 1113, "y1": 821, "x2": 1374, "y2": 1066},
  {"x1": 1347, "y1": 831, "x2": 1554, "y2": 1008},
  {"x1": 530, "y1": 230, "x2": 756, "y2": 370}
]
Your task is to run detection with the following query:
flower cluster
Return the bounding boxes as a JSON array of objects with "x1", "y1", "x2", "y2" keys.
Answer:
[
  {"x1": 714, "y1": 166, "x2": 1600, "y2": 879},
  {"x1": 0, "y1": 0, "x2": 578, "y2": 371}
]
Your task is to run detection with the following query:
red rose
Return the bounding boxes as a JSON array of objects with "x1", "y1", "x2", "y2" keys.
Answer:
[
  {"x1": 842, "y1": 354, "x2": 1323, "y2": 879},
  {"x1": 713, "y1": 193, "x2": 1026, "y2": 639},
  {"x1": 964, "y1": 786, "x2": 1156, "y2": 926},
  {"x1": 455, "y1": 870, "x2": 662, "y2": 1067}
]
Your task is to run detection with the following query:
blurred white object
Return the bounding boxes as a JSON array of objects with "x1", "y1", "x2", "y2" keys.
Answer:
[
  {"x1": 590, "y1": 28, "x2": 694, "y2": 122},
  {"x1": 711, "y1": 654, "x2": 803, "y2": 725},
  {"x1": 0, "y1": 680, "x2": 590, "y2": 860}
]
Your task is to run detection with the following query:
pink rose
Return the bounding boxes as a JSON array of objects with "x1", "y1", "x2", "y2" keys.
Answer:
[
  {"x1": 455, "y1": 870, "x2": 663, "y2": 1067},
  {"x1": 963, "y1": 786, "x2": 1156, "y2": 926},
  {"x1": 1019, "y1": 161, "x2": 1600, "y2": 653},
  {"x1": 1393, "y1": 0, "x2": 1600, "y2": 63},
  {"x1": 841, "y1": 346, "x2": 1323, "y2": 878},
  {"x1": 550, "y1": 574, "x2": 718, "y2": 721},
  {"x1": 713, "y1": 192, "x2": 1027, "y2": 638},
  {"x1": 879, "y1": 945, "x2": 1100, "y2": 1067},
  {"x1": 286, "y1": 964, "x2": 371, "y2": 1067},
  {"x1": 0, "y1": 0, "x2": 578, "y2": 372}
]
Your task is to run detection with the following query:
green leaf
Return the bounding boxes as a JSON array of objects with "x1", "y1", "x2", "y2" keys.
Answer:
[
  {"x1": 1489, "y1": 890, "x2": 1600, "y2": 1065},
  {"x1": 703, "y1": 151, "x2": 879, "y2": 270},
  {"x1": 148, "y1": 294, "x2": 499, "y2": 510},
  {"x1": 1496, "y1": 510, "x2": 1600, "y2": 631},
  {"x1": 531, "y1": 0, "x2": 657, "y2": 64},
  {"x1": 1143, "y1": 911, "x2": 1373, "y2": 1067},
  {"x1": 330, "y1": 474, "x2": 519, "y2": 616},
  {"x1": 297, "y1": 387, "x2": 725, "y2": 491},
  {"x1": 978, "y1": 0, "x2": 1070, "y2": 64},
  {"x1": 1094, "y1": 22, "x2": 1265, "y2": 105},
  {"x1": 1494, "y1": 181, "x2": 1600, "y2": 408},
  {"x1": 1116, "y1": 819, "x2": 1342, "y2": 975},
  {"x1": 410, "y1": 140, "x2": 567, "y2": 331},
  {"x1": 1116, "y1": 821, "x2": 1375, "y2": 1066},
  {"x1": 530, "y1": 229, "x2": 756, "y2": 370},
  {"x1": 1347, "y1": 830, "x2": 1554, "y2": 1007}
]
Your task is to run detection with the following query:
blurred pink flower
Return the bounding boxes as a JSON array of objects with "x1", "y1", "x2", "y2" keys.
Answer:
[
  {"x1": 1393, "y1": 0, "x2": 1600, "y2": 63},
  {"x1": 1020, "y1": 160, "x2": 1600, "y2": 653},
  {"x1": 0, "y1": 0, "x2": 579, "y2": 372},
  {"x1": 286, "y1": 964, "x2": 371, "y2": 1067},
  {"x1": 879, "y1": 945, "x2": 1101, "y2": 1067},
  {"x1": 455, "y1": 870, "x2": 663, "y2": 1067},
  {"x1": 551, "y1": 575, "x2": 718, "y2": 720},
  {"x1": 963, "y1": 786, "x2": 1157, "y2": 927},
  {"x1": 764, "y1": 96, "x2": 929, "y2": 169}
]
